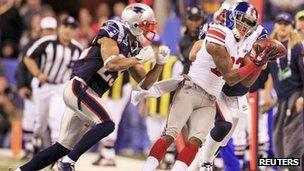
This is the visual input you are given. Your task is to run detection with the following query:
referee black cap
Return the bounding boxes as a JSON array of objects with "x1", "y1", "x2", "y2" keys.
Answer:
[{"x1": 61, "y1": 16, "x2": 78, "y2": 28}]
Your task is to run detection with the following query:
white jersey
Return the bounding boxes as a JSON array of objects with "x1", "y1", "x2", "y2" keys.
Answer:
[{"x1": 188, "y1": 23, "x2": 267, "y2": 98}]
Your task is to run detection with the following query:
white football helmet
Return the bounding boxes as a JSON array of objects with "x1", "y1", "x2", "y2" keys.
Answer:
[{"x1": 121, "y1": 3, "x2": 157, "y2": 41}]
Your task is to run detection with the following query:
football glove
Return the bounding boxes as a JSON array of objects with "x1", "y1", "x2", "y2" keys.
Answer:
[
  {"x1": 156, "y1": 45, "x2": 170, "y2": 65},
  {"x1": 135, "y1": 46, "x2": 155, "y2": 64}
]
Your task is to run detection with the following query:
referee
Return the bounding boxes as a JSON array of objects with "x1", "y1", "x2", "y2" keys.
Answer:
[
  {"x1": 24, "y1": 16, "x2": 83, "y2": 146},
  {"x1": 15, "y1": 16, "x2": 57, "y2": 158}
]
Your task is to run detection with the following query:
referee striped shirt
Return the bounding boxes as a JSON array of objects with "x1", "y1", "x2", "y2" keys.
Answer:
[{"x1": 26, "y1": 35, "x2": 83, "y2": 84}]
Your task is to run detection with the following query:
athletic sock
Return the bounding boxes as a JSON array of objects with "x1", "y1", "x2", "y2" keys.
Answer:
[
  {"x1": 20, "y1": 142, "x2": 70, "y2": 171},
  {"x1": 68, "y1": 121, "x2": 115, "y2": 162},
  {"x1": 61, "y1": 156, "x2": 76, "y2": 165},
  {"x1": 143, "y1": 138, "x2": 172, "y2": 170},
  {"x1": 171, "y1": 160, "x2": 188, "y2": 171},
  {"x1": 149, "y1": 138, "x2": 172, "y2": 162},
  {"x1": 176, "y1": 143, "x2": 199, "y2": 166},
  {"x1": 143, "y1": 156, "x2": 159, "y2": 171},
  {"x1": 199, "y1": 133, "x2": 222, "y2": 163}
]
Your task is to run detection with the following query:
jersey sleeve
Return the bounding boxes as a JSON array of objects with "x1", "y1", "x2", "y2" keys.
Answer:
[
  {"x1": 205, "y1": 24, "x2": 227, "y2": 46},
  {"x1": 257, "y1": 27, "x2": 269, "y2": 40},
  {"x1": 26, "y1": 37, "x2": 49, "y2": 59},
  {"x1": 98, "y1": 20, "x2": 125, "y2": 42},
  {"x1": 198, "y1": 23, "x2": 209, "y2": 40}
]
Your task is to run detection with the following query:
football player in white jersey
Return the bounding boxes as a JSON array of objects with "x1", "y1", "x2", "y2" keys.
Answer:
[
  {"x1": 142, "y1": 2, "x2": 278, "y2": 171},
  {"x1": 188, "y1": 3, "x2": 270, "y2": 170}
]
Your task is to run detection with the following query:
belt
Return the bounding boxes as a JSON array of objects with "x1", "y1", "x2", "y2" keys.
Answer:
[
  {"x1": 38, "y1": 80, "x2": 62, "y2": 88},
  {"x1": 183, "y1": 75, "x2": 216, "y2": 101}
]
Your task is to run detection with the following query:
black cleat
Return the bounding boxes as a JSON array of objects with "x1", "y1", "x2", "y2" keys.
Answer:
[
  {"x1": 57, "y1": 161, "x2": 75, "y2": 171},
  {"x1": 201, "y1": 162, "x2": 213, "y2": 171}
]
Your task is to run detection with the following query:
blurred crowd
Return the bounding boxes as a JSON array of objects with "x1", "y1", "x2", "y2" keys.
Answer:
[
  {"x1": 0, "y1": 0, "x2": 303, "y2": 170},
  {"x1": 1, "y1": 0, "x2": 304, "y2": 59}
]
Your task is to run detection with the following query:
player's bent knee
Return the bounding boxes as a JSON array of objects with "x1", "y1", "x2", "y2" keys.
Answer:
[
  {"x1": 188, "y1": 137, "x2": 202, "y2": 146},
  {"x1": 57, "y1": 138, "x2": 75, "y2": 150},
  {"x1": 210, "y1": 121, "x2": 232, "y2": 142},
  {"x1": 100, "y1": 120, "x2": 115, "y2": 136}
]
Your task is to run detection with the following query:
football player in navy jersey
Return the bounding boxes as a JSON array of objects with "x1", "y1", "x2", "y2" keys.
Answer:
[{"x1": 13, "y1": 3, "x2": 170, "y2": 171}]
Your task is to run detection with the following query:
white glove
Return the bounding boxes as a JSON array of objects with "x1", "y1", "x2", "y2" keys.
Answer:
[
  {"x1": 156, "y1": 45, "x2": 170, "y2": 65},
  {"x1": 135, "y1": 46, "x2": 155, "y2": 63}
]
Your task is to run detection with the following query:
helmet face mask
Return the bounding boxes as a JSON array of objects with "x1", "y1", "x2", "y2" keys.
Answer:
[
  {"x1": 121, "y1": 3, "x2": 157, "y2": 42},
  {"x1": 232, "y1": 2, "x2": 258, "y2": 40},
  {"x1": 138, "y1": 20, "x2": 157, "y2": 41}
]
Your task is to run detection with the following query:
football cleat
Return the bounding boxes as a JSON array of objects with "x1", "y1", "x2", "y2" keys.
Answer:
[
  {"x1": 92, "y1": 154, "x2": 104, "y2": 166},
  {"x1": 200, "y1": 162, "x2": 214, "y2": 171},
  {"x1": 57, "y1": 161, "x2": 75, "y2": 171}
]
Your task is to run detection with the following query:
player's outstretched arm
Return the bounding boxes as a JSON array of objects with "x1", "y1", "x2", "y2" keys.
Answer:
[
  {"x1": 99, "y1": 37, "x2": 154, "y2": 71},
  {"x1": 129, "y1": 45, "x2": 170, "y2": 90},
  {"x1": 129, "y1": 63, "x2": 164, "y2": 90},
  {"x1": 239, "y1": 57, "x2": 267, "y2": 87},
  {"x1": 206, "y1": 41, "x2": 262, "y2": 86}
]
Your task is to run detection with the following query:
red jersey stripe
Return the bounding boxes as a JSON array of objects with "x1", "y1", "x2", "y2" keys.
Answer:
[
  {"x1": 206, "y1": 34, "x2": 225, "y2": 44},
  {"x1": 208, "y1": 29, "x2": 226, "y2": 40},
  {"x1": 209, "y1": 27, "x2": 226, "y2": 36}
]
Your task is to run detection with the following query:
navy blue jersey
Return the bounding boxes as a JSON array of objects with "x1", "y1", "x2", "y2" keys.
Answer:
[
  {"x1": 73, "y1": 20, "x2": 143, "y2": 95},
  {"x1": 249, "y1": 67, "x2": 270, "y2": 92}
]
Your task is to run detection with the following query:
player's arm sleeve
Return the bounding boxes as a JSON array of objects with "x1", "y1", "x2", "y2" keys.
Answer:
[
  {"x1": 98, "y1": 21, "x2": 122, "y2": 42},
  {"x1": 205, "y1": 25, "x2": 227, "y2": 46},
  {"x1": 257, "y1": 28, "x2": 269, "y2": 40},
  {"x1": 198, "y1": 23, "x2": 209, "y2": 40},
  {"x1": 25, "y1": 38, "x2": 47, "y2": 59},
  {"x1": 249, "y1": 66, "x2": 270, "y2": 92}
]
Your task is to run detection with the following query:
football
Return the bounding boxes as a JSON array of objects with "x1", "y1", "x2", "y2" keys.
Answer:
[{"x1": 252, "y1": 38, "x2": 287, "y2": 61}]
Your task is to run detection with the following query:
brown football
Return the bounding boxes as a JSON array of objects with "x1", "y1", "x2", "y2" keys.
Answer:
[{"x1": 252, "y1": 38, "x2": 287, "y2": 60}]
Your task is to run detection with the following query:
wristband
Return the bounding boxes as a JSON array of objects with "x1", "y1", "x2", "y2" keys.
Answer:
[
  {"x1": 237, "y1": 61, "x2": 260, "y2": 78},
  {"x1": 251, "y1": 67, "x2": 261, "y2": 78}
]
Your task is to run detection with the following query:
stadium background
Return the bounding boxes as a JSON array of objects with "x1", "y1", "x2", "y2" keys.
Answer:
[{"x1": 0, "y1": 0, "x2": 303, "y2": 170}]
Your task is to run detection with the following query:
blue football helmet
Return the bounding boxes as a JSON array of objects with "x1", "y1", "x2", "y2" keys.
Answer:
[
  {"x1": 231, "y1": 2, "x2": 258, "y2": 40},
  {"x1": 213, "y1": 5, "x2": 234, "y2": 30}
]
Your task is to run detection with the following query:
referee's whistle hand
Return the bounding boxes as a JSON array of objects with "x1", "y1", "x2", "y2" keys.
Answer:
[{"x1": 37, "y1": 73, "x2": 49, "y2": 83}]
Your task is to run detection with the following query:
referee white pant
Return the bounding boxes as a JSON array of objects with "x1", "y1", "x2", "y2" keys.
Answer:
[
  {"x1": 31, "y1": 78, "x2": 66, "y2": 144},
  {"x1": 22, "y1": 98, "x2": 37, "y2": 132}
]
